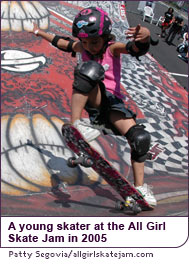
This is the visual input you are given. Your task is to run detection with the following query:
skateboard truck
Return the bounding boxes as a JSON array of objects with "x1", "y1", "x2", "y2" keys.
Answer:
[
  {"x1": 67, "y1": 155, "x2": 94, "y2": 168},
  {"x1": 115, "y1": 196, "x2": 142, "y2": 215}
]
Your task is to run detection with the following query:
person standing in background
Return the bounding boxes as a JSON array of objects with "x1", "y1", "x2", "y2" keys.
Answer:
[
  {"x1": 159, "y1": 7, "x2": 174, "y2": 38},
  {"x1": 165, "y1": 15, "x2": 184, "y2": 45}
]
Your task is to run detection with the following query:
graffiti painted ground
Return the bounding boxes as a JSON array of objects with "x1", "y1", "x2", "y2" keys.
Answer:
[{"x1": 1, "y1": 1, "x2": 188, "y2": 217}]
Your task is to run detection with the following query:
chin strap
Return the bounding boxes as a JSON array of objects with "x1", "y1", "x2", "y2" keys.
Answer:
[{"x1": 84, "y1": 42, "x2": 110, "y2": 60}]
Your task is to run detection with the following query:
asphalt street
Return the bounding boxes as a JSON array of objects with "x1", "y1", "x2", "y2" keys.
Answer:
[{"x1": 125, "y1": 1, "x2": 188, "y2": 90}]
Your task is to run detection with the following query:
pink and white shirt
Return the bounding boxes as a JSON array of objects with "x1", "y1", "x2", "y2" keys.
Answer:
[{"x1": 81, "y1": 42, "x2": 123, "y2": 99}]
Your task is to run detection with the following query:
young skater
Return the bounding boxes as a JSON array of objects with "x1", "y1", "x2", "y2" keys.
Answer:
[{"x1": 29, "y1": 7, "x2": 157, "y2": 205}]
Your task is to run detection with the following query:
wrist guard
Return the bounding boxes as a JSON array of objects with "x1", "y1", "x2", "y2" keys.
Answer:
[
  {"x1": 126, "y1": 40, "x2": 150, "y2": 60},
  {"x1": 51, "y1": 35, "x2": 76, "y2": 57},
  {"x1": 126, "y1": 37, "x2": 159, "y2": 60}
]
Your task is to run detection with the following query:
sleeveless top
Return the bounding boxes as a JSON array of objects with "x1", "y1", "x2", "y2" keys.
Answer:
[{"x1": 81, "y1": 42, "x2": 123, "y2": 98}]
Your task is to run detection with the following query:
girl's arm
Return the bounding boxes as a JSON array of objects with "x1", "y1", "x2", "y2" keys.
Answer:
[
  {"x1": 29, "y1": 23, "x2": 82, "y2": 53},
  {"x1": 110, "y1": 24, "x2": 151, "y2": 57}
]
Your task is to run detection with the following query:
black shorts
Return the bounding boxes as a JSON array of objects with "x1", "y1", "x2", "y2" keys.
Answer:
[{"x1": 84, "y1": 82, "x2": 136, "y2": 135}]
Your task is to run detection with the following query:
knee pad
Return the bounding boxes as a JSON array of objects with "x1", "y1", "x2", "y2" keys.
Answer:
[
  {"x1": 125, "y1": 124, "x2": 151, "y2": 162},
  {"x1": 73, "y1": 60, "x2": 105, "y2": 94}
]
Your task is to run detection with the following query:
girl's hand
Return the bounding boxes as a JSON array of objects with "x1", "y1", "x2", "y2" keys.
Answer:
[
  {"x1": 28, "y1": 22, "x2": 39, "y2": 34},
  {"x1": 125, "y1": 24, "x2": 150, "y2": 42}
]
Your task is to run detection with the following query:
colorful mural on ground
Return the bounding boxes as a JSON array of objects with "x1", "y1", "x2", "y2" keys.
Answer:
[{"x1": 1, "y1": 1, "x2": 188, "y2": 216}]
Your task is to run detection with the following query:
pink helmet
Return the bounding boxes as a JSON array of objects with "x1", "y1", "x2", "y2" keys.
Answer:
[{"x1": 72, "y1": 7, "x2": 112, "y2": 38}]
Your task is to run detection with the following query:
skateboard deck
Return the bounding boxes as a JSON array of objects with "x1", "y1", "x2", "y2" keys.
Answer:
[{"x1": 62, "y1": 123, "x2": 154, "y2": 214}]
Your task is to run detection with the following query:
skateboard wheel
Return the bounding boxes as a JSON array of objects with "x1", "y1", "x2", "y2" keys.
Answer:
[
  {"x1": 81, "y1": 157, "x2": 94, "y2": 167},
  {"x1": 67, "y1": 157, "x2": 77, "y2": 168},
  {"x1": 132, "y1": 203, "x2": 142, "y2": 215},
  {"x1": 115, "y1": 200, "x2": 124, "y2": 211}
]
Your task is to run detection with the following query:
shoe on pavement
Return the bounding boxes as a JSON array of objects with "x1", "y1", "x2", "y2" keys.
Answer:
[
  {"x1": 73, "y1": 119, "x2": 101, "y2": 142},
  {"x1": 135, "y1": 183, "x2": 157, "y2": 206},
  {"x1": 178, "y1": 54, "x2": 188, "y2": 63}
]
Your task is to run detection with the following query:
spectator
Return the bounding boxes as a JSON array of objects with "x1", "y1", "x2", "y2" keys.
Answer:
[
  {"x1": 177, "y1": 32, "x2": 188, "y2": 53},
  {"x1": 146, "y1": 1, "x2": 152, "y2": 8},
  {"x1": 177, "y1": 32, "x2": 188, "y2": 63},
  {"x1": 159, "y1": 7, "x2": 174, "y2": 38},
  {"x1": 177, "y1": 24, "x2": 188, "y2": 40},
  {"x1": 165, "y1": 15, "x2": 184, "y2": 45}
]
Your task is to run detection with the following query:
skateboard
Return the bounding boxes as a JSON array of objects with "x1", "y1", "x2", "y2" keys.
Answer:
[{"x1": 62, "y1": 123, "x2": 154, "y2": 214}]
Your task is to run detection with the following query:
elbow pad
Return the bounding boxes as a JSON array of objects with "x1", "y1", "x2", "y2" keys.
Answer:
[{"x1": 51, "y1": 35, "x2": 76, "y2": 57}]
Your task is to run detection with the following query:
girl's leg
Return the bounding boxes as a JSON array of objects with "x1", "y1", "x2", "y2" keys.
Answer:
[
  {"x1": 71, "y1": 90, "x2": 89, "y2": 123},
  {"x1": 161, "y1": 26, "x2": 166, "y2": 37},
  {"x1": 131, "y1": 160, "x2": 144, "y2": 187},
  {"x1": 109, "y1": 111, "x2": 145, "y2": 187},
  {"x1": 109, "y1": 111, "x2": 156, "y2": 206},
  {"x1": 165, "y1": 27, "x2": 173, "y2": 43},
  {"x1": 71, "y1": 85, "x2": 101, "y2": 123},
  {"x1": 109, "y1": 111, "x2": 135, "y2": 134}
]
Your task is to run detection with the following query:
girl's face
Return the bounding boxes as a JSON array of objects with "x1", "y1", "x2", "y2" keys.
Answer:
[
  {"x1": 80, "y1": 36, "x2": 105, "y2": 55},
  {"x1": 168, "y1": 8, "x2": 173, "y2": 13}
]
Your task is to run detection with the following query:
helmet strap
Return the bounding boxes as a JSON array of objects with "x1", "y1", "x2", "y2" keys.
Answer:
[{"x1": 85, "y1": 40, "x2": 109, "y2": 60}]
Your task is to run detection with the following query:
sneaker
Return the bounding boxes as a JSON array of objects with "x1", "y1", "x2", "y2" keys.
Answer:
[
  {"x1": 135, "y1": 184, "x2": 157, "y2": 206},
  {"x1": 51, "y1": 183, "x2": 69, "y2": 195},
  {"x1": 178, "y1": 54, "x2": 188, "y2": 63},
  {"x1": 73, "y1": 119, "x2": 101, "y2": 142}
]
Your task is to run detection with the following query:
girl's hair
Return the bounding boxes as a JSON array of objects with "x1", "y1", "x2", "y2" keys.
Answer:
[
  {"x1": 103, "y1": 33, "x2": 116, "y2": 42},
  {"x1": 168, "y1": 7, "x2": 174, "y2": 13},
  {"x1": 97, "y1": 34, "x2": 116, "y2": 59}
]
